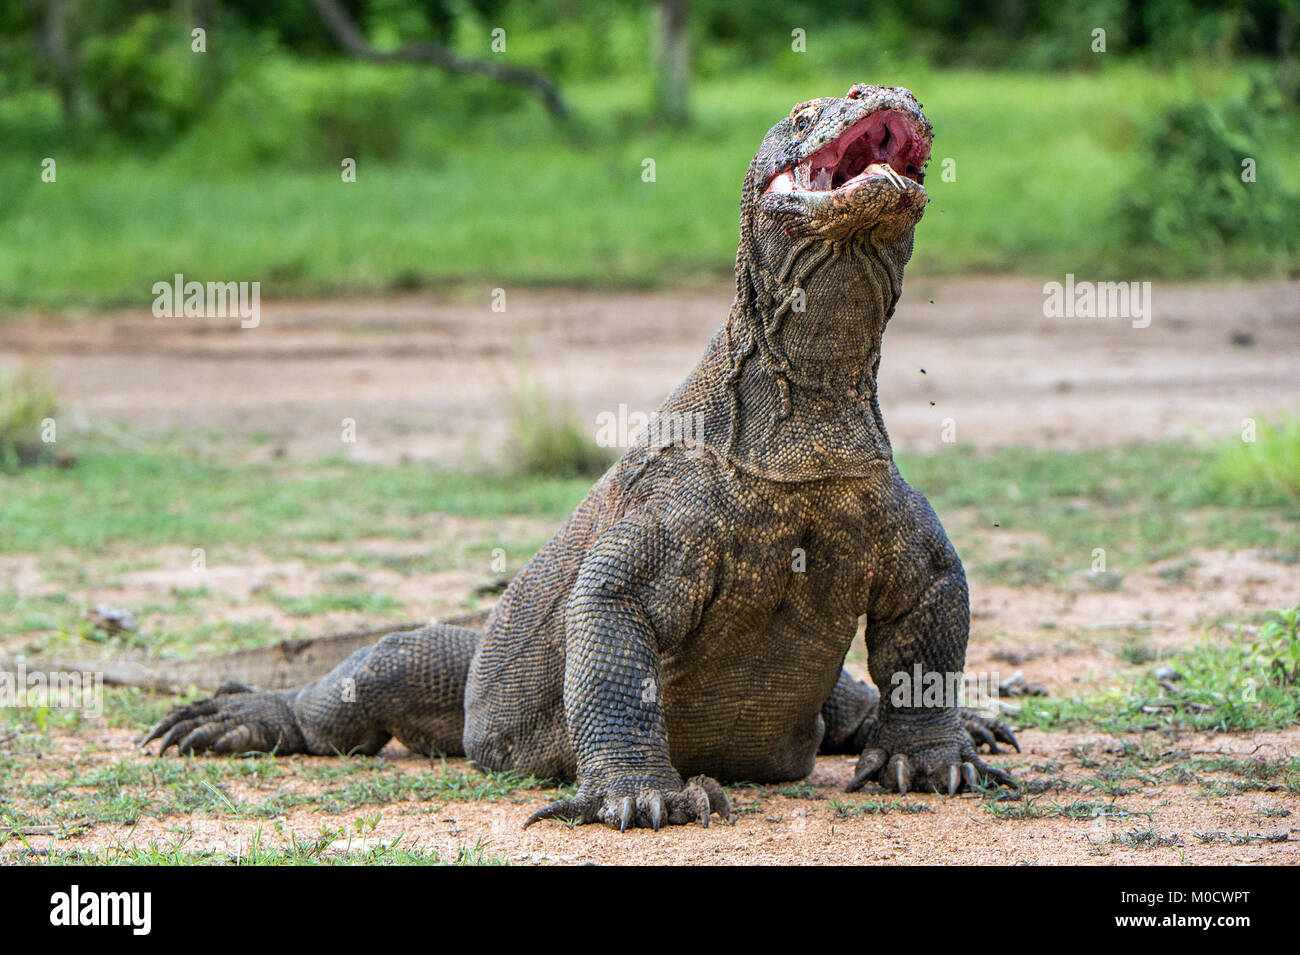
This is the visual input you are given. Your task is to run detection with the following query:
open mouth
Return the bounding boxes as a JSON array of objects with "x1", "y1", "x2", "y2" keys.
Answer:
[{"x1": 764, "y1": 109, "x2": 930, "y2": 196}]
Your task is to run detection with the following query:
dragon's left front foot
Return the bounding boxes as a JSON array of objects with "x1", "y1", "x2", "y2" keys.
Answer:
[{"x1": 848, "y1": 710, "x2": 1017, "y2": 795}]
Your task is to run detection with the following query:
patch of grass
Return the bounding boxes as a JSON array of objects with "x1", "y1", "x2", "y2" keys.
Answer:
[
  {"x1": 294, "y1": 763, "x2": 547, "y2": 812},
  {"x1": 267, "y1": 590, "x2": 404, "y2": 618},
  {"x1": 1046, "y1": 800, "x2": 1140, "y2": 822},
  {"x1": 829, "y1": 796, "x2": 934, "y2": 818},
  {"x1": 1192, "y1": 830, "x2": 1288, "y2": 846},
  {"x1": 1205, "y1": 414, "x2": 1300, "y2": 505},
  {"x1": 346, "y1": 551, "x2": 443, "y2": 575},
  {"x1": 0, "y1": 591, "x2": 76, "y2": 635},
  {"x1": 7, "y1": 827, "x2": 509, "y2": 865},
  {"x1": 0, "y1": 700, "x2": 90, "y2": 739},
  {"x1": 103, "y1": 619, "x2": 292, "y2": 660},
  {"x1": 1250, "y1": 807, "x2": 1291, "y2": 819},
  {"x1": 984, "y1": 799, "x2": 1045, "y2": 820},
  {"x1": 1085, "y1": 570, "x2": 1125, "y2": 592},
  {"x1": 1155, "y1": 559, "x2": 1200, "y2": 586},
  {"x1": 774, "y1": 782, "x2": 822, "y2": 800},
  {"x1": 1111, "y1": 827, "x2": 1182, "y2": 850},
  {"x1": 979, "y1": 793, "x2": 1147, "y2": 822},
  {"x1": 0, "y1": 366, "x2": 58, "y2": 470},
  {"x1": 1169, "y1": 754, "x2": 1300, "y2": 797},
  {"x1": 976, "y1": 554, "x2": 1054, "y2": 587},
  {"x1": 504, "y1": 375, "x2": 612, "y2": 480},
  {"x1": 1253, "y1": 605, "x2": 1300, "y2": 684},
  {"x1": 322, "y1": 570, "x2": 367, "y2": 587},
  {"x1": 1113, "y1": 639, "x2": 1160, "y2": 665},
  {"x1": 15, "y1": 757, "x2": 287, "y2": 826},
  {"x1": 1018, "y1": 607, "x2": 1300, "y2": 734},
  {"x1": 900, "y1": 440, "x2": 1300, "y2": 580},
  {"x1": 102, "y1": 687, "x2": 173, "y2": 730},
  {"x1": 0, "y1": 449, "x2": 591, "y2": 553},
  {"x1": 169, "y1": 585, "x2": 212, "y2": 600},
  {"x1": 1, "y1": 752, "x2": 549, "y2": 829}
]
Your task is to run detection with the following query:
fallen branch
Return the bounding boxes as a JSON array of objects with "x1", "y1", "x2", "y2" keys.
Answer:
[{"x1": 310, "y1": 0, "x2": 569, "y2": 118}]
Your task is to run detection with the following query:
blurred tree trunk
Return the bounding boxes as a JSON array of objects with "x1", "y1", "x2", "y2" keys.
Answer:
[
  {"x1": 190, "y1": 0, "x2": 217, "y2": 99},
  {"x1": 310, "y1": 0, "x2": 569, "y2": 118},
  {"x1": 654, "y1": 0, "x2": 690, "y2": 125},
  {"x1": 1280, "y1": 2, "x2": 1298, "y2": 103},
  {"x1": 30, "y1": 0, "x2": 79, "y2": 126}
]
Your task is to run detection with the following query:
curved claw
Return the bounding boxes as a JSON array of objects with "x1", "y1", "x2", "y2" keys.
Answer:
[
  {"x1": 948, "y1": 764, "x2": 959, "y2": 796},
  {"x1": 994, "y1": 724, "x2": 1021, "y2": 754},
  {"x1": 973, "y1": 758, "x2": 1018, "y2": 789},
  {"x1": 524, "y1": 797, "x2": 593, "y2": 829},
  {"x1": 618, "y1": 796, "x2": 635, "y2": 833},
  {"x1": 140, "y1": 698, "x2": 220, "y2": 750},
  {"x1": 639, "y1": 791, "x2": 666, "y2": 831},
  {"x1": 157, "y1": 718, "x2": 207, "y2": 755},
  {"x1": 847, "y1": 747, "x2": 887, "y2": 792},
  {"x1": 686, "y1": 775, "x2": 730, "y2": 826},
  {"x1": 890, "y1": 755, "x2": 913, "y2": 794},
  {"x1": 969, "y1": 724, "x2": 999, "y2": 753},
  {"x1": 691, "y1": 779, "x2": 733, "y2": 821},
  {"x1": 177, "y1": 721, "x2": 235, "y2": 756},
  {"x1": 962, "y1": 761, "x2": 979, "y2": 790}
]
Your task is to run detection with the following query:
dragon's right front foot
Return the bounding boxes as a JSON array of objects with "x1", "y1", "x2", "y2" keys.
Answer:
[
  {"x1": 141, "y1": 682, "x2": 307, "y2": 756},
  {"x1": 524, "y1": 775, "x2": 731, "y2": 832}
]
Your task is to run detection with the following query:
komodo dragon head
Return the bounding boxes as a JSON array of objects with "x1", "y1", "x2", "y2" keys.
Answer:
[
  {"x1": 727, "y1": 84, "x2": 933, "y2": 374},
  {"x1": 749, "y1": 83, "x2": 933, "y2": 244},
  {"x1": 694, "y1": 85, "x2": 935, "y2": 478}
]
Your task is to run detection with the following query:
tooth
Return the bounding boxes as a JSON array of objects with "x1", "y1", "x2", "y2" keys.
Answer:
[{"x1": 882, "y1": 165, "x2": 907, "y2": 191}]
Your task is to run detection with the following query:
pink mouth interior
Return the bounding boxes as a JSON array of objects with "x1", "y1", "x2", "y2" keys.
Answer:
[{"x1": 765, "y1": 109, "x2": 929, "y2": 194}]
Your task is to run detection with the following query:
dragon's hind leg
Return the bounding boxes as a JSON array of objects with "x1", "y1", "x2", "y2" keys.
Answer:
[{"x1": 143, "y1": 624, "x2": 480, "y2": 758}]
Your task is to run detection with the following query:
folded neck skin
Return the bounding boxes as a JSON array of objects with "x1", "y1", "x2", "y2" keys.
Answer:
[{"x1": 658, "y1": 84, "x2": 934, "y2": 481}]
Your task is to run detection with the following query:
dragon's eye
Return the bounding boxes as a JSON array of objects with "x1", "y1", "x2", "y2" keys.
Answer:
[{"x1": 792, "y1": 109, "x2": 815, "y2": 135}]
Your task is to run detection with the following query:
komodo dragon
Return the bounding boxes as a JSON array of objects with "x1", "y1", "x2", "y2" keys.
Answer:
[{"x1": 145, "y1": 83, "x2": 1019, "y2": 831}]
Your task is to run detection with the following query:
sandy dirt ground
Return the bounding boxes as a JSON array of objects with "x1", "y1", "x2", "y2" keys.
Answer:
[
  {"x1": 3, "y1": 276, "x2": 1298, "y2": 463},
  {"x1": 5, "y1": 724, "x2": 1297, "y2": 866},
  {"x1": 1, "y1": 277, "x2": 1298, "y2": 865}
]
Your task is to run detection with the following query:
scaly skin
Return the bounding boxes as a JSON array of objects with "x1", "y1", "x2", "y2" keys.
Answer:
[{"x1": 144, "y1": 84, "x2": 1019, "y2": 831}]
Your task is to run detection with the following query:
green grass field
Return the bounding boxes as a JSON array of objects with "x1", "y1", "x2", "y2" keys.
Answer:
[{"x1": 2, "y1": 59, "x2": 1294, "y2": 309}]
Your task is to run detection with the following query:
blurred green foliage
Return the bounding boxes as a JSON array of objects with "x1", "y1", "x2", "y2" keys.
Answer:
[
  {"x1": 505, "y1": 373, "x2": 614, "y2": 479},
  {"x1": 1119, "y1": 76, "x2": 1300, "y2": 273},
  {"x1": 80, "y1": 12, "x2": 211, "y2": 139},
  {"x1": 0, "y1": 0, "x2": 1296, "y2": 305},
  {"x1": 0, "y1": 366, "x2": 58, "y2": 471},
  {"x1": 1207, "y1": 413, "x2": 1300, "y2": 504}
]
